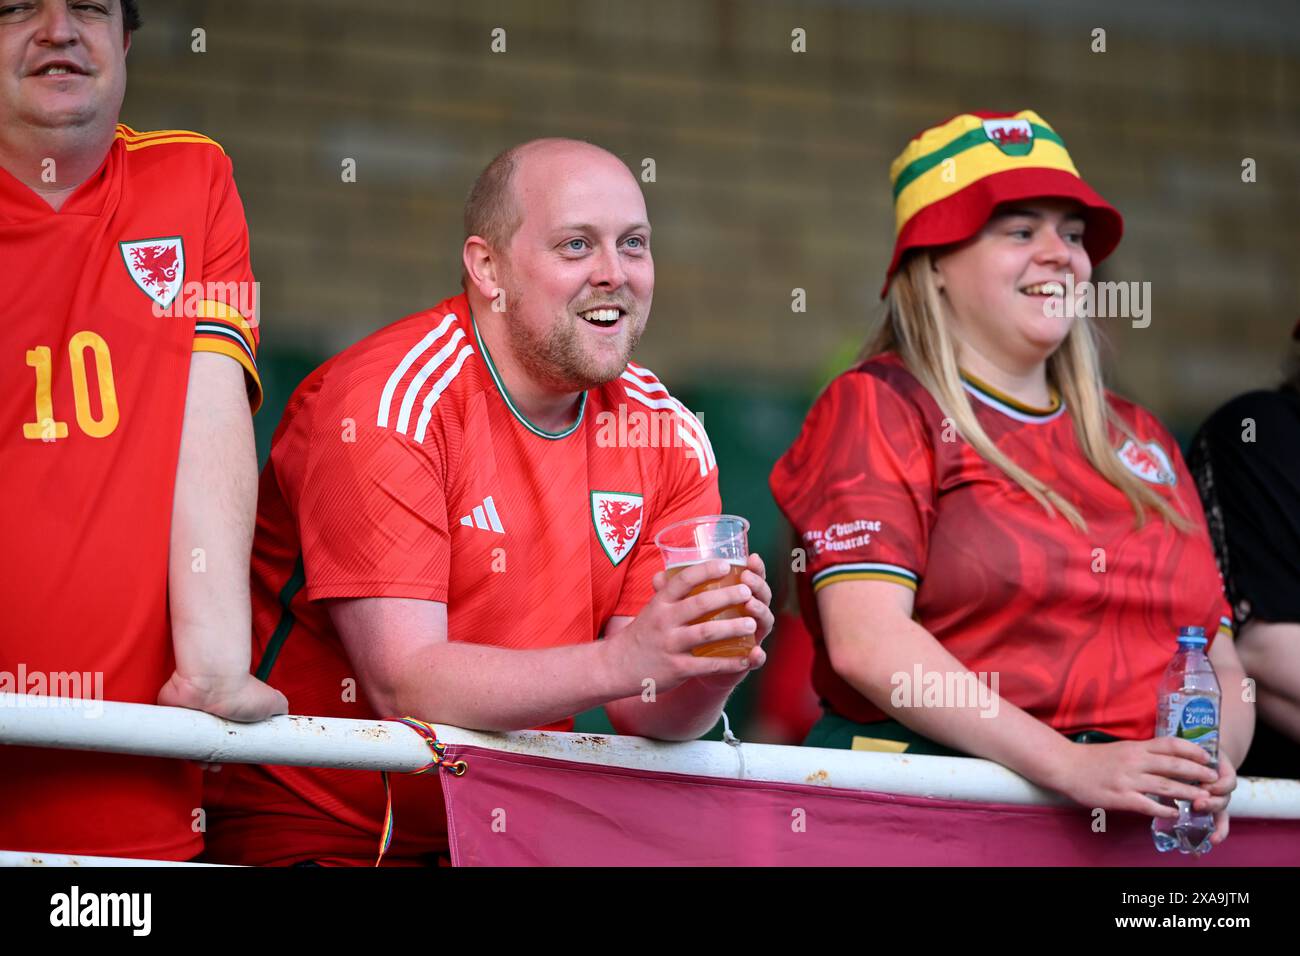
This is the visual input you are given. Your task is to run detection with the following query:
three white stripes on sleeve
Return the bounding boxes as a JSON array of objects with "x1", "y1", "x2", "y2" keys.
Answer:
[{"x1": 376, "y1": 313, "x2": 474, "y2": 444}]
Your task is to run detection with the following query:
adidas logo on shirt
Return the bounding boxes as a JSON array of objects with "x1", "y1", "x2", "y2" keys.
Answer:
[{"x1": 459, "y1": 495, "x2": 504, "y2": 534}]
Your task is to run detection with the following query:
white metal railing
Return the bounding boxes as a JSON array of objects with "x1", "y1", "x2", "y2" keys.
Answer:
[
  {"x1": 0, "y1": 849, "x2": 228, "y2": 867},
  {"x1": 3, "y1": 692, "x2": 1299, "y2": 865}
]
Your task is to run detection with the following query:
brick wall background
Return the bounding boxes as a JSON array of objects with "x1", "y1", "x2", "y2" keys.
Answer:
[{"x1": 121, "y1": 0, "x2": 1299, "y2": 435}]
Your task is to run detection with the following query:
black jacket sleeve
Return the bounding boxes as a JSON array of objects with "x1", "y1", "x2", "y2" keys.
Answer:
[{"x1": 1188, "y1": 389, "x2": 1300, "y2": 626}]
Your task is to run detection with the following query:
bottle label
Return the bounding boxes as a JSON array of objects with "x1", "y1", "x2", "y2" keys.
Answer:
[{"x1": 1176, "y1": 696, "x2": 1219, "y2": 756}]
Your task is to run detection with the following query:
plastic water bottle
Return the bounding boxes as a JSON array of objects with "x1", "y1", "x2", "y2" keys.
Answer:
[{"x1": 1151, "y1": 626, "x2": 1221, "y2": 855}]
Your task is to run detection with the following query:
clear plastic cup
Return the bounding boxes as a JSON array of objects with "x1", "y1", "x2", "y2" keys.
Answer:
[{"x1": 654, "y1": 515, "x2": 752, "y2": 658}]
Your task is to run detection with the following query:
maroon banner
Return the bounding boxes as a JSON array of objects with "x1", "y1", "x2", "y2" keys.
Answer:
[{"x1": 440, "y1": 745, "x2": 1300, "y2": 866}]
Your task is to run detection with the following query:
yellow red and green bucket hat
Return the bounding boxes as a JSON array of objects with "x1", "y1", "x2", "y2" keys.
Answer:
[{"x1": 883, "y1": 109, "x2": 1124, "y2": 296}]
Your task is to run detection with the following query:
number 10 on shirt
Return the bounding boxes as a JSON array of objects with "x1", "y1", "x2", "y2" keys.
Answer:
[{"x1": 23, "y1": 331, "x2": 120, "y2": 440}]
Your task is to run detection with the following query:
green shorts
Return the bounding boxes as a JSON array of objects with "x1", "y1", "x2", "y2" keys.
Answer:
[{"x1": 803, "y1": 710, "x2": 1120, "y2": 757}]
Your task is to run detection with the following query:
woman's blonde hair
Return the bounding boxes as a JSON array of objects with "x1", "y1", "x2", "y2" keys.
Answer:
[{"x1": 864, "y1": 252, "x2": 1191, "y2": 533}]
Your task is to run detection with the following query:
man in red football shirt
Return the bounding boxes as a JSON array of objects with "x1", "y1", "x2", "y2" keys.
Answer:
[
  {"x1": 205, "y1": 138, "x2": 776, "y2": 866},
  {"x1": 0, "y1": 0, "x2": 284, "y2": 861}
]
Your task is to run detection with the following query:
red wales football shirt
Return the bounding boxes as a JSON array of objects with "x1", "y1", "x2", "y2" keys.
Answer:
[
  {"x1": 204, "y1": 294, "x2": 719, "y2": 865},
  {"x1": 770, "y1": 353, "x2": 1232, "y2": 740},
  {"x1": 0, "y1": 126, "x2": 261, "y2": 860}
]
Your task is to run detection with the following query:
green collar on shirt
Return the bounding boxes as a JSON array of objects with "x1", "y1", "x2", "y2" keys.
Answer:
[
  {"x1": 960, "y1": 370, "x2": 1064, "y2": 422},
  {"x1": 470, "y1": 309, "x2": 586, "y2": 440}
]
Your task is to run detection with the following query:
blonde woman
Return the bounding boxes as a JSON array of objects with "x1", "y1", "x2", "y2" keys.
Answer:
[{"x1": 770, "y1": 110, "x2": 1253, "y2": 845}]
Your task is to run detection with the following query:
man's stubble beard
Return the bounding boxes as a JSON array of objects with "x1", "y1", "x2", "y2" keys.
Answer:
[{"x1": 502, "y1": 281, "x2": 647, "y2": 392}]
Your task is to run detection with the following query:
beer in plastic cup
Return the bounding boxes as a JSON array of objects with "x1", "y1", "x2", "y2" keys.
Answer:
[{"x1": 654, "y1": 515, "x2": 753, "y2": 658}]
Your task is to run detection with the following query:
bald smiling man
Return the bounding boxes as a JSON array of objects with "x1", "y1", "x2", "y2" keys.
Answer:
[{"x1": 204, "y1": 139, "x2": 775, "y2": 866}]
